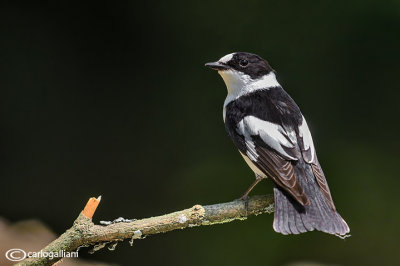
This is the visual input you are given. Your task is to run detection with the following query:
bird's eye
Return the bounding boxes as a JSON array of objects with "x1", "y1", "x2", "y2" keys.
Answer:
[{"x1": 239, "y1": 59, "x2": 249, "y2": 67}]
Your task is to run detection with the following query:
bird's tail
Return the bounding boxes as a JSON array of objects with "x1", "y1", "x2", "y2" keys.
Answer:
[{"x1": 272, "y1": 160, "x2": 350, "y2": 236}]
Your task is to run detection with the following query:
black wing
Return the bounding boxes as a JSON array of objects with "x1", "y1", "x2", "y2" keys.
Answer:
[
  {"x1": 232, "y1": 115, "x2": 310, "y2": 206},
  {"x1": 224, "y1": 88, "x2": 336, "y2": 209}
]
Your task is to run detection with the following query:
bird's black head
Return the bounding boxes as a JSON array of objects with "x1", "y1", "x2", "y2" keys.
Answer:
[{"x1": 205, "y1": 52, "x2": 273, "y2": 79}]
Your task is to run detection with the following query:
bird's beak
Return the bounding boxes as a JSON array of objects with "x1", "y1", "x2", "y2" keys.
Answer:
[{"x1": 205, "y1": 61, "x2": 230, "y2": 71}]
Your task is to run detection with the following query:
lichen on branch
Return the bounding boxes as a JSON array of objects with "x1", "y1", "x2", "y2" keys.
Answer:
[{"x1": 16, "y1": 195, "x2": 274, "y2": 266}]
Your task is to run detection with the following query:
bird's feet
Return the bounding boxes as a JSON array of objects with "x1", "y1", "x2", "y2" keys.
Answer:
[
  {"x1": 238, "y1": 175, "x2": 263, "y2": 215},
  {"x1": 240, "y1": 194, "x2": 250, "y2": 216}
]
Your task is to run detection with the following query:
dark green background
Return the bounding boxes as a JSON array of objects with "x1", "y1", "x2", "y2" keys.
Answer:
[{"x1": 1, "y1": 1, "x2": 399, "y2": 265}]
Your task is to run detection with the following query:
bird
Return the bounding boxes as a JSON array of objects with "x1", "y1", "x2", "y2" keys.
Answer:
[{"x1": 205, "y1": 52, "x2": 350, "y2": 236}]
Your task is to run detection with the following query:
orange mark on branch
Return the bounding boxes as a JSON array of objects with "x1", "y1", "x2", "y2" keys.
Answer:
[{"x1": 82, "y1": 196, "x2": 102, "y2": 219}]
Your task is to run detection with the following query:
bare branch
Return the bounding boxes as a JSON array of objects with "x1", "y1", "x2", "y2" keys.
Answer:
[{"x1": 16, "y1": 195, "x2": 274, "y2": 266}]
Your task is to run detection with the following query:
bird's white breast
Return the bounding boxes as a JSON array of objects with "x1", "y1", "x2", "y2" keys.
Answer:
[{"x1": 239, "y1": 151, "x2": 267, "y2": 178}]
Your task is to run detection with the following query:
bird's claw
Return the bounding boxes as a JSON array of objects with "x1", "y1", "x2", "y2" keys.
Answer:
[{"x1": 240, "y1": 195, "x2": 249, "y2": 216}]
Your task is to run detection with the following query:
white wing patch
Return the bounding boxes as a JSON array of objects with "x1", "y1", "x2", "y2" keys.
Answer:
[
  {"x1": 237, "y1": 116, "x2": 298, "y2": 161},
  {"x1": 298, "y1": 115, "x2": 315, "y2": 163},
  {"x1": 237, "y1": 119, "x2": 259, "y2": 160}
]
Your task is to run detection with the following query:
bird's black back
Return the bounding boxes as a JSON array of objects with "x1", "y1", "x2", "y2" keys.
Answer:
[{"x1": 224, "y1": 87, "x2": 303, "y2": 155}]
